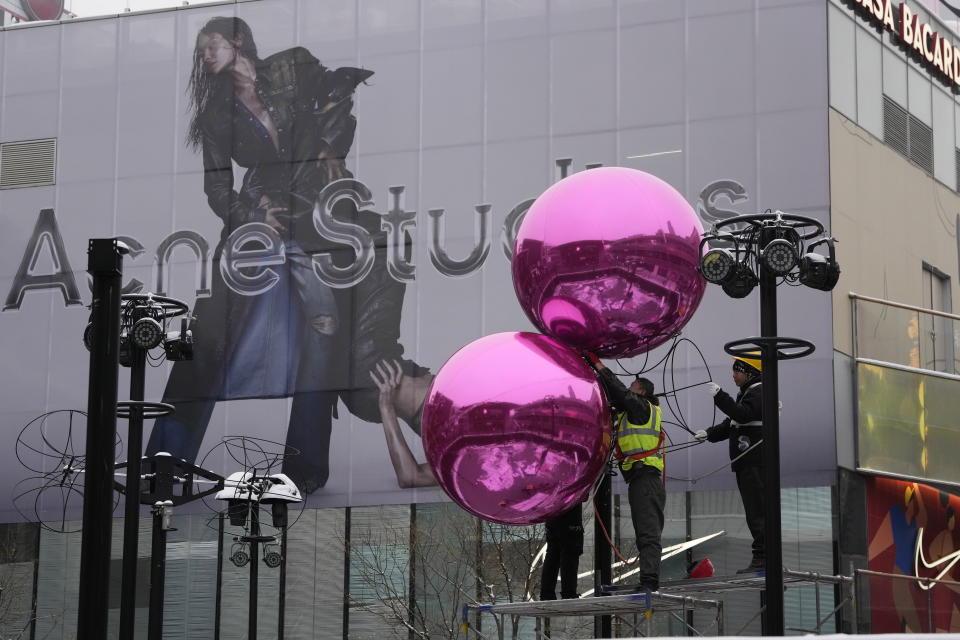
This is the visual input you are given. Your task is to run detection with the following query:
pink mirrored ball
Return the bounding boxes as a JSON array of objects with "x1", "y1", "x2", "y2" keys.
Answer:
[
  {"x1": 512, "y1": 167, "x2": 706, "y2": 358},
  {"x1": 421, "y1": 332, "x2": 612, "y2": 525}
]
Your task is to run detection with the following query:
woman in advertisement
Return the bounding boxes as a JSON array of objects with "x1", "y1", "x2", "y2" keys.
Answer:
[{"x1": 147, "y1": 16, "x2": 428, "y2": 494}]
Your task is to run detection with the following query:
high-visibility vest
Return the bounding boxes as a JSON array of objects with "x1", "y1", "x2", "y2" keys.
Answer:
[{"x1": 615, "y1": 404, "x2": 663, "y2": 472}]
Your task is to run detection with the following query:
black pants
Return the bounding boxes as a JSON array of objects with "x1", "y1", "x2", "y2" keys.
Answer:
[
  {"x1": 540, "y1": 504, "x2": 584, "y2": 599},
  {"x1": 735, "y1": 465, "x2": 765, "y2": 559},
  {"x1": 624, "y1": 465, "x2": 665, "y2": 590}
]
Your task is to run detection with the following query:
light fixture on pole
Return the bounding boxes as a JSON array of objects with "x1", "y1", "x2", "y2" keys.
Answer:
[
  {"x1": 130, "y1": 317, "x2": 164, "y2": 349},
  {"x1": 699, "y1": 235, "x2": 759, "y2": 298},
  {"x1": 720, "y1": 263, "x2": 758, "y2": 299},
  {"x1": 698, "y1": 210, "x2": 838, "y2": 636},
  {"x1": 761, "y1": 237, "x2": 799, "y2": 276},
  {"x1": 230, "y1": 542, "x2": 251, "y2": 567},
  {"x1": 698, "y1": 247, "x2": 736, "y2": 284},
  {"x1": 798, "y1": 237, "x2": 840, "y2": 291},
  {"x1": 216, "y1": 471, "x2": 302, "y2": 640}
]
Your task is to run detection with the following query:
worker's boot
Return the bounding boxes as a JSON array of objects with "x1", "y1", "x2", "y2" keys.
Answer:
[{"x1": 736, "y1": 555, "x2": 764, "y2": 574}]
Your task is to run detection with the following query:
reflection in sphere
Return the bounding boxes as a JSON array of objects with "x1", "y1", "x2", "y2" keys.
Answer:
[
  {"x1": 421, "y1": 332, "x2": 611, "y2": 525},
  {"x1": 512, "y1": 167, "x2": 706, "y2": 358}
]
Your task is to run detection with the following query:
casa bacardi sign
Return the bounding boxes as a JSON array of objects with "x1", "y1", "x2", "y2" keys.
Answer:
[{"x1": 849, "y1": 0, "x2": 960, "y2": 91}]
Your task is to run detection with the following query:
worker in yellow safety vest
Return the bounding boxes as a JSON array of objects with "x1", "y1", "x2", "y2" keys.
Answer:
[{"x1": 583, "y1": 352, "x2": 665, "y2": 592}]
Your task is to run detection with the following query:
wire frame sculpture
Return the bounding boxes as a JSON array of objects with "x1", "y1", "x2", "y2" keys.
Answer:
[
  {"x1": 199, "y1": 436, "x2": 306, "y2": 538},
  {"x1": 14, "y1": 409, "x2": 122, "y2": 533}
]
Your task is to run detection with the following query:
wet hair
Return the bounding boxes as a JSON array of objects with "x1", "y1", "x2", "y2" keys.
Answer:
[{"x1": 186, "y1": 16, "x2": 260, "y2": 149}]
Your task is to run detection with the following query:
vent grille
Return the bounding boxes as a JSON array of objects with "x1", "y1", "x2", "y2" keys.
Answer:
[
  {"x1": 883, "y1": 96, "x2": 910, "y2": 159},
  {"x1": 955, "y1": 148, "x2": 960, "y2": 192},
  {"x1": 0, "y1": 138, "x2": 57, "y2": 189},
  {"x1": 908, "y1": 117, "x2": 933, "y2": 175},
  {"x1": 882, "y1": 95, "x2": 935, "y2": 176}
]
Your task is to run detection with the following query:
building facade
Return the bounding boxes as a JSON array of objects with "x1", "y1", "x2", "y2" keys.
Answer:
[{"x1": 0, "y1": 0, "x2": 956, "y2": 637}]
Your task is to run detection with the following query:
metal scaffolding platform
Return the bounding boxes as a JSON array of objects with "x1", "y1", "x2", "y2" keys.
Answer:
[
  {"x1": 463, "y1": 590, "x2": 724, "y2": 638},
  {"x1": 461, "y1": 569, "x2": 856, "y2": 638},
  {"x1": 646, "y1": 568, "x2": 855, "y2": 596}
]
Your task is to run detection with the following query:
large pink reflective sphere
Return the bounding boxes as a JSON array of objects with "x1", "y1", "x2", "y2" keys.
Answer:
[
  {"x1": 513, "y1": 167, "x2": 706, "y2": 358},
  {"x1": 421, "y1": 332, "x2": 611, "y2": 525}
]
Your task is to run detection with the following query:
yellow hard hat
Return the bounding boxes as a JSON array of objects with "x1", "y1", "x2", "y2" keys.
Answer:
[{"x1": 732, "y1": 351, "x2": 762, "y2": 373}]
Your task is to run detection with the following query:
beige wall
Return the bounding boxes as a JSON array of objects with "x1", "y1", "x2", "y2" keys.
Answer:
[{"x1": 829, "y1": 108, "x2": 960, "y2": 356}]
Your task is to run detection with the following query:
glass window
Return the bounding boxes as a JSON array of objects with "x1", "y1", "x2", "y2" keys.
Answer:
[
  {"x1": 882, "y1": 46, "x2": 907, "y2": 108},
  {"x1": 857, "y1": 25, "x2": 884, "y2": 138},
  {"x1": 921, "y1": 264, "x2": 953, "y2": 373},
  {"x1": 908, "y1": 67, "x2": 933, "y2": 126},
  {"x1": 829, "y1": 6, "x2": 857, "y2": 119},
  {"x1": 932, "y1": 88, "x2": 956, "y2": 187}
]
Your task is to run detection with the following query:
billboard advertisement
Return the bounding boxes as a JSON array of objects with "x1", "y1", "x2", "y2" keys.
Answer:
[
  {"x1": 0, "y1": 0, "x2": 834, "y2": 522},
  {"x1": 867, "y1": 476, "x2": 960, "y2": 633}
]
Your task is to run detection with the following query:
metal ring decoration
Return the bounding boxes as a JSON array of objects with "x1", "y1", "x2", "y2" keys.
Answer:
[
  {"x1": 116, "y1": 401, "x2": 175, "y2": 420},
  {"x1": 120, "y1": 293, "x2": 190, "y2": 319},
  {"x1": 724, "y1": 336, "x2": 816, "y2": 361},
  {"x1": 710, "y1": 212, "x2": 825, "y2": 242}
]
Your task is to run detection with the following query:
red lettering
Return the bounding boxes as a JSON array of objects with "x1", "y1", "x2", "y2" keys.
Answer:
[{"x1": 922, "y1": 23, "x2": 934, "y2": 62}]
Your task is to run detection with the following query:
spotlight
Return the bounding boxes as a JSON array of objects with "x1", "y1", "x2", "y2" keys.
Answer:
[
  {"x1": 131, "y1": 317, "x2": 164, "y2": 349},
  {"x1": 699, "y1": 248, "x2": 736, "y2": 284},
  {"x1": 226, "y1": 500, "x2": 249, "y2": 527},
  {"x1": 230, "y1": 548, "x2": 250, "y2": 567},
  {"x1": 761, "y1": 238, "x2": 798, "y2": 276},
  {"x1": 799, "y1": 237, "x2": 840, "y2": 291},
  {"x1": 271, "y1": 502, "x2": 289, "y2": 529},
  {"x1": 263, "y1": 549, "x2": 282, "y2": 568},
  {"x1": 163, "y1": 319, "x2": 193, "y2": 362},
  {"x1": 721, "y1": 263, "x2": 758, "y2": 298},
  {"x1": 83, "y1": 322, "x2": 95, "y2": 351}
]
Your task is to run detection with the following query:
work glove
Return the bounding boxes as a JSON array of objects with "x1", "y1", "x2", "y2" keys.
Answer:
[
  {"x1": 705, "y1": 382, "x2": 721, "y2": 397},
  {"x1": 694, "y1": 429, "x2": 708, "y2": 442}
]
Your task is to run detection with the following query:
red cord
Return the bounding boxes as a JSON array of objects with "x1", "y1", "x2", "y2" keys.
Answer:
[{"x1": 592, "y1": 482, "x2": 638, "y2": 566}]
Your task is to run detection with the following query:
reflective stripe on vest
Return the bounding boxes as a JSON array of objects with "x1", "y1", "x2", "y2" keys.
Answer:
[
  {"x1": 615, "y1": 405, "x2": 663, "y2": 472},
  {"x1": 731, "y1": 381, "x2": 762, "y2": 428}
]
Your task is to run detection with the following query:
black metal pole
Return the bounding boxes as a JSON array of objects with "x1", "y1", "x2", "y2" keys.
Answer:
[
  {"x1": 147, "y1": 503, "x2": 168, "y2": 640},
  {"x1": 215, "y1": 511, "x2": 224, "y2": 640},
  {"x1": 77, "y1": 238, "x2": 124, "y2": 640},
  {"x1": 279, "y1": 524, "x2": 288, "y2": 640},
  {"x1": 593, "y1": 468, "x2": 612, "y2": 638},
  {"x1": 407, "y1": 504, "x2": 416, "y2": 640},
  {"x1": 685, "y1": 491, "x2": 694, "y2": 636},
  {"x1": 342, "y1": 507, "x2": 351, "y2": 640},
  {"x1": 249, "y1": 506, "x2": 260, "y2": 640},
  {"x1": 759, "y1": 266, "x2": 785, "y2": 636},
  {"x1": 119, "y1": 347, "x2": 146, "y2": 638}
]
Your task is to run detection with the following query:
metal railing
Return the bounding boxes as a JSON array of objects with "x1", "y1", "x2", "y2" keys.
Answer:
[
  {"x1": 855, "y1": 568, "x2": 960, "y2": 634},
  {"x1": 850, "y1": 293, "x2": 960, "y2": 486},
  {"x1": 850, "y1": 293, "x2": 959, "y2": 376}
]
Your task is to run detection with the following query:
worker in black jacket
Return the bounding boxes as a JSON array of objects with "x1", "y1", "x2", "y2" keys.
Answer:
[
  {"x1": 539, "y1": 503, "x2": 584, "y2": 600},
  {"x1": 694, "y1": 352, "x2": 764, "y2": 574}
]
